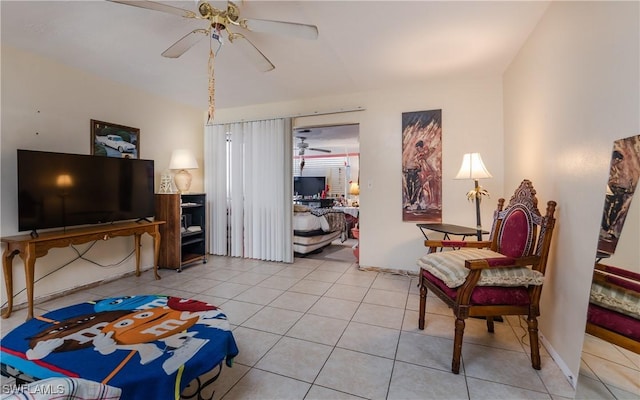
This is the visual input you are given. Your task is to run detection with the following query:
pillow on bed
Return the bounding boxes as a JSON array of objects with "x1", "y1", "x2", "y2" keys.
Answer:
[
  {"x1": 294, "y1": 204, "x2": 310, "y2": 212},
  {"x1": 293, "y1": 212, "x2": 323, "y2": 232}
]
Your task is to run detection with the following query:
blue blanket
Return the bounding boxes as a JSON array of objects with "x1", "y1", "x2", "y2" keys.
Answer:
[{"x1": 0, "y1": 295, "x2": 239, "y2": 400}]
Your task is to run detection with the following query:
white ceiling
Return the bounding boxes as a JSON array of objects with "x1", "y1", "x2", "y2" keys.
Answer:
[
  {"x1": 1, "y1": 0, "x2": 550, "y2": 111},
  {"x1": 1, "y1": 1, "x2": 549, "y2": 149},
  {"x1": 293, "y1": 123, "x2": 360, "y2": 153}
]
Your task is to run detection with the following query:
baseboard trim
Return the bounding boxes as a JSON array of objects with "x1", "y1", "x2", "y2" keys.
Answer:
[{"x1": 540, "y1": 331, "x2": 578, "y2": 390}]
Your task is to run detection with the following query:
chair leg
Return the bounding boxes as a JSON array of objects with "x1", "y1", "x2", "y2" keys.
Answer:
[
  {"x1": 452, "y1": 317, "x2": 465, "y2": 374},
  {"x1": 486, "y1": 316, "x2": 494, "y2": 333},
  {"x1": 418, "y1": 281, "x2": 427, "y2": 330},
  {"x1": 527, "y1": 316, "x2": 541, "y2": 370}
]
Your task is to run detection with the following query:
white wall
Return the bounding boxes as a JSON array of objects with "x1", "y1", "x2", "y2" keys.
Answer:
[
  {"x1": 215, "y1": 77, "x2": 505, "y2": 273},
  {"x1": 503, "y1": 0, "x2": 639, "y2": 385},
  {"x1": 0, "y1": 46, "x2": 205, "y2": 308}
]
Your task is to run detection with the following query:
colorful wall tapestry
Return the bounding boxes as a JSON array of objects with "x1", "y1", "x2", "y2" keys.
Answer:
[
  {"x1": 401, "y1": 110, "x2": 442, "y2": 222},
  {"x1": 598, "y1": 134, "x2": 640, "y2": 255}
]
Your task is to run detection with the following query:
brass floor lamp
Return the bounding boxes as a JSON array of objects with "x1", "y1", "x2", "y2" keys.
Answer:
[{"x1": 455, "y1": 153, "x2": 492, "y2": 240}]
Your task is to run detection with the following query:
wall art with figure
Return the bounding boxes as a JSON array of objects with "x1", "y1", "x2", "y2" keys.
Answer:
[
  {"x1": 401, "y1": 109, "x2": 442, "y2": 222},
  {"x1": 598, "y1": 134, "x2": 640, "y2": 255}
]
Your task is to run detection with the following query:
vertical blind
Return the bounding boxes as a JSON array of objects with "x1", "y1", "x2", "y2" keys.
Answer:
[{"x1": 205, "y1": 118, "x2": 293, "y2": 262}]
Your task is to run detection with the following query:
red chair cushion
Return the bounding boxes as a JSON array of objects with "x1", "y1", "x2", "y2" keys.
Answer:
[
  {"x1": 422, "y1": 269, "x2": 531, "y2": 306},
  {"x1": 588, "y1": 303, "x2": 640, "y2": 342},
  {"x1": 498, "y1": 207, "x2": 533, "y2": 258}
]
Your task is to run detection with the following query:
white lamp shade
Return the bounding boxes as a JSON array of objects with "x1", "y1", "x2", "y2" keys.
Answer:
[
  {"x1": 169, "y1": 149, "x2": 198, "y2": 170},
  {"x1": 56, "y1": 174, "x2": 73, "y2": 188},
  {"x1": 455, "y1": 153, "x2": 492, "y2": 180}
]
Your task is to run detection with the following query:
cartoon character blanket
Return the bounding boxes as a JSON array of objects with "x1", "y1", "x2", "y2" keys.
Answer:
[{"x1": 0, "y1": 295, "x2": 239, "y2": 400}]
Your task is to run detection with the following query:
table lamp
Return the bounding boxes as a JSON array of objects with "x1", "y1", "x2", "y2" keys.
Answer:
[
  {"x1": 455, "y1": 153, "x2": 492, "y2": 240},
  {"x1": 169, "y1": 149, "x2": 198, "y2": 193},
  {"x1": 349, "y1": 181, "x2": 360, "y2": 196}
]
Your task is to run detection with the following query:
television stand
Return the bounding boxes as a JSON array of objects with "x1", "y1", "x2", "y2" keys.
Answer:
[
  {"x1": 1, "y1": 220, "x2": 164, "y2": 320},
  {"x1": 295, "y1": 198, "x2": 334, "y2": 208}
]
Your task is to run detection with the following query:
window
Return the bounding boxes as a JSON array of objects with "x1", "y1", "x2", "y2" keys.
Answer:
[{"x1": 293, "y1": 154, "x2": 358, "y2": 197}]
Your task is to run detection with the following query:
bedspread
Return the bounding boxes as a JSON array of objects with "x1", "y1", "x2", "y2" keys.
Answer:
[
  {"x1": 309, "y1": 209, "x2": 347, "y2": 238},
  {"x1": 0, "y1": 295, "x2": 239, "y2": 400}
]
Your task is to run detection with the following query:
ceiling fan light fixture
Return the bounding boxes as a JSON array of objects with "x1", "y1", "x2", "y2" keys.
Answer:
[
  {"x1": 211, "y1": 15, "x2": 227, "y2": 31},
  {"x1": 296, "y1": 137, "x2": 331, "y2": 154},
  {"x1": 110, "y1": 0, "x2": 318, "y2": 121},
  {"x1": 198, "y1": 0, "x2": 213, "y2": 18},
  {"x1": 226, "y1": 2, "x2": 241, "y2": 23}
]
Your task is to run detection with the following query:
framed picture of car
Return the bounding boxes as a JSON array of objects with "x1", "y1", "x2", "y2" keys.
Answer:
[{"x1": 91, "y1": 119, "x2": 140, "y2": 159}]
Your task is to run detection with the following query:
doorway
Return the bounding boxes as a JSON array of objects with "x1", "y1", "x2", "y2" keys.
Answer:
[
  {"x1": 293, "y1": 124, "x2": 359, "y2": 198},
  {"x1": 292, "y1": 123, "x2": 360, "y2": 260}
]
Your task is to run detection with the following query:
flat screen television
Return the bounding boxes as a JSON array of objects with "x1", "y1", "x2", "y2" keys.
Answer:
[
  {"x1": 17, "y1": 149, "x2": 155, "y2": 233},
  {"x1": 294, "y1": 176, "x2": 326, "y2": 197}
]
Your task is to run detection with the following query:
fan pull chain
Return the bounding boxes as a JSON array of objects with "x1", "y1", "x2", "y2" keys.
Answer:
[{"x1": 207, "y1": 47, "x2": 215, "y2": 124}]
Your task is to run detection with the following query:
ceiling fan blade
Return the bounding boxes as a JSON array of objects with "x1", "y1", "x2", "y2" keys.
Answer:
[
  {"x1": 162, "y1": 29, "x2": 208, "y2": 58},
  {"x1": 241, "y1": 18, "x2": 319, "y2": 40},
  {"x1": 108, "y1": 0, "x2": 197, "y2": 18},
  {"x1": 308, "y1": 148, "x2": 332, "y2": 153},
  {"x1": 229, "y1": 33, "x2": 275, "y2": 72}
]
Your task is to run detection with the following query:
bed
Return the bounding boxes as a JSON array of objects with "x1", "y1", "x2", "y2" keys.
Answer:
[{"x1": 293, "y1": 205, "x2": 347, "y2": 255}]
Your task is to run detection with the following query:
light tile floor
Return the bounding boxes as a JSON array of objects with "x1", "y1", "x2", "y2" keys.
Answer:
[
  {"x1": 575, "y1": 332, "x2": 640, "y2": 399},
  {"x1": 1, "y1": 254, "x2": 638, "y2": 399}
]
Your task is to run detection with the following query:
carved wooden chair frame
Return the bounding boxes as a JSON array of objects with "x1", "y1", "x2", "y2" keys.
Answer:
[{"x1": 418, "y1": 179, "x2": 557, "y2": 373}]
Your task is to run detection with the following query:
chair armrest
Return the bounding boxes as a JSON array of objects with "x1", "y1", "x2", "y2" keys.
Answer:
[
  {"x1": 465, "y1": 255, "x2": 540, "y2": 270},
  {"x1": 456, "y1": 255, "x2": 542, "y2": 305},
  {"x1": 424, "y1": 240, "x2": 491, "y2": 249},
  {"x1": 595, "y1": 263, "x2": 640, "y2": 282},
  {"x1": 593, "y1": 263, "x2": 640, "y2": 293}
]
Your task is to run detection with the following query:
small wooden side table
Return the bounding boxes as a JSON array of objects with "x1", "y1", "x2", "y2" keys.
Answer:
[{"x1": 416, "y1": 223, "x2": 489, "y2": 241}]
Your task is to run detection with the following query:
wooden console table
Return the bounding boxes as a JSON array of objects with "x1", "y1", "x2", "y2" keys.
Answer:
[{"x1": 1, "y1": 220, "x2": 164, "y2": 320}]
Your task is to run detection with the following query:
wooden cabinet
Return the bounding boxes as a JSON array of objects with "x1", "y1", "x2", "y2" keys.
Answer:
[{"x1": 155, "y1": 193, "x2": 207, "y2": 270}]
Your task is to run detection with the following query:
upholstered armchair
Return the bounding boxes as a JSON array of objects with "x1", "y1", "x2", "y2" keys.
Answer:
[{"x1": 417, "y1": 179, "x2": 557, "y2": 374}]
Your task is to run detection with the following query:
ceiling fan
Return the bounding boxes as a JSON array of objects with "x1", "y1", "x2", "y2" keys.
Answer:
[
  {"x1": 108, "y1": 0, "x2": 319, "y2": 121},
  {"x1": 296, "y1": 137, "x2": 331, "y2": 156},
  {"x1": 110, "y1": 0, "x2": 318, "y2": 68}
]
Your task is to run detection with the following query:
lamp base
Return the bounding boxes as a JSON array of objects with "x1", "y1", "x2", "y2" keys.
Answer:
[
  {"x1": 474, "y1": 179, "x2": 483, "y2": 241},
  {"x1": 173, "y1": 169, "x2": 193, "y2": 194}
]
